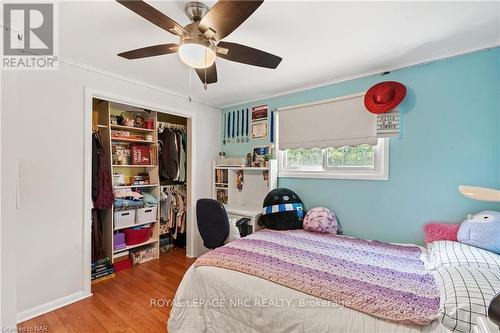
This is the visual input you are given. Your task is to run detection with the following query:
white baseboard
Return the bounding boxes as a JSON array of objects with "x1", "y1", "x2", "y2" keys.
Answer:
[{"x1": 17, "y1": 290, "x2": 92, "y2": 323}]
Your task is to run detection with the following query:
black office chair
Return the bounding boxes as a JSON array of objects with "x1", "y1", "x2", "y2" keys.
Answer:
[
  {"x1": 489, "y1": 292, "x2": 500, "y2": 328},
  {"x1": 196, "y1": 199, "x2": 251, "y2": 249}
]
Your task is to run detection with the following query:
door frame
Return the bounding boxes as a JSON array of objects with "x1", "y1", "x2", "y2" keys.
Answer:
[{"x1": 83, "y1": 87, "x2": 197, "y2": 296}]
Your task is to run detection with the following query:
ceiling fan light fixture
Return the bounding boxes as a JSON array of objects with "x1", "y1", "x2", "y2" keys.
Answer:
[{"x1": 178, "y1": 37, "x2": 216, "y2": 69}]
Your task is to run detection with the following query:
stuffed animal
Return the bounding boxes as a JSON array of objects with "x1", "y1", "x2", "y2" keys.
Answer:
[
  {"x1": 303, "y1": 207, "x2": 341, "y2": 234},
  {"x1": 457, "y1": 211, "x2": 500, "y2": 254},
  {"x1": 259, "y1": 188, "x2": 305, "y2": 230}
]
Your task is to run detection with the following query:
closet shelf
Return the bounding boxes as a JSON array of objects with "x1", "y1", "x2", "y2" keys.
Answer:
[
  {"x1": 111, "y1": 124, "x2": 156, "y2": 133},
  {"x1": 111, "y1": 137, "x2": 156, "y2": 144},
  {"x1": 113, "y1": 238, "x2": 158, "y2": 255},
  {"x1": 112, "y1": 164, "x2": 157, "y2": 168},
  {"x1": 114, "y1": 184, "x2": 159, "y2": 189},
  {"x1": 114, "y1": 220, "x2": 157, "y2": 231}
]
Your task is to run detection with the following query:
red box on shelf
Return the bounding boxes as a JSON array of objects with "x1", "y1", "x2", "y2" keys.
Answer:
[{"x1": 131, "y1": 144, "x2": 151, "y2": 165}]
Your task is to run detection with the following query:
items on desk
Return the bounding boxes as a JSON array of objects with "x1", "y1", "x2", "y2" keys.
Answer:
[
  {"x1": 236, "y1": 170, "x2": 244, "y2": 191},
  {"x1": 252, "y1": 146, "x2": 271, "y2": 167}
]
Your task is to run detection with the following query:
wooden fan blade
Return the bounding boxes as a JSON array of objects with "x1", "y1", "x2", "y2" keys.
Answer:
[
  {"x1": 198, "y1": 0, "x2": 263, "y2": 40},
  {"x1": 195, "y1": 63, "x2": 218, "y2": 85},
  {"x1": 117, "y1": 0, "x2": 187, "y2": 36},
  {"x1": 217, "y1": 41, "x2": 282, "y2": 69},
  {"x1": 118, "y1": 43, "x2": 178, "y2": 59}
]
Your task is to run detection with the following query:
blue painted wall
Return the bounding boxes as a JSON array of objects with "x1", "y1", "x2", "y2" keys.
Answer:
[{"x1": 221, "y1": 48, "x2": 500, "y2": 244}]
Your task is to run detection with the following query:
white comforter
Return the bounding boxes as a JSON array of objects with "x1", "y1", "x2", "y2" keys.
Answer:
[{"x1": 168, "y1": 265, "x2": 449, "y2": 333}]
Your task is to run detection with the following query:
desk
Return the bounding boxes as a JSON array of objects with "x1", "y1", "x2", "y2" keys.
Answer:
[{"x1": 226, "y1": 206, "x2": 263, "y2": 234}]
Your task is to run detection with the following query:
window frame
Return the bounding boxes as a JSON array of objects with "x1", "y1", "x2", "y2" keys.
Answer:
[{"x1": 278, "y1": 139, "x2": 389, "y2": 180}]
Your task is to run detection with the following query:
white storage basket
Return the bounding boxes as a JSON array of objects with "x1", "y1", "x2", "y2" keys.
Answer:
[
  {"x1": 136, "y1": 206, "x2": 157, "y2": 224},
  {"x1": 114, "y1": 210, "x2": 136, "y2": 229}
]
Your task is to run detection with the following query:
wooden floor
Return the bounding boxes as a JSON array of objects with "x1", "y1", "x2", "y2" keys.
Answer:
[{"x1": 18, "y1": 248, "x2": 195, "y2": 333}]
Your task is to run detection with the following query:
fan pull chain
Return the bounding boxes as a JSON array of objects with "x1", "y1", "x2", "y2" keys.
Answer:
[
  {"x1": 188, "y1": 67, "x2": 192, "y2": 103},
  {"x1": 203, "y1": 47, "x2": 208, "y2": 90}
]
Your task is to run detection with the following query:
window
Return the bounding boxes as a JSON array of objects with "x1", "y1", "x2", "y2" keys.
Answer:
[{"x1": 279, "y1": 139, "x2": 389, "y2": 180}]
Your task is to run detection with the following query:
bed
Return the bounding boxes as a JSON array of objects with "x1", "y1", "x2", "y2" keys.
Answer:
[{"x1": 168, "y1": 230, "x2": 500, "y2": 333}]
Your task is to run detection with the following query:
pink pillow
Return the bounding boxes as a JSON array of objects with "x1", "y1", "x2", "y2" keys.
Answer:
[
  {"x1": 423, "y1": 222, "x2": 460, "y2": 244},
  {"x1": 303, "y1": 207, "x2": 339, "y2": 234}
]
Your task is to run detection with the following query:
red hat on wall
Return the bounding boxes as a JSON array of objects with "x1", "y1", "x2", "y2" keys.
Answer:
[{"x1": 364, "y1": 81, "x2": 406, "y2": 114}]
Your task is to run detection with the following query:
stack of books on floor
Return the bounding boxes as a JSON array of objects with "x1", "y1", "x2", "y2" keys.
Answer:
[{"x1": 91, "y1": 257, "x2": 115, "y2": 283}]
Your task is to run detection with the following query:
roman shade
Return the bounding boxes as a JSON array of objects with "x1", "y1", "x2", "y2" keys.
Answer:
[{"x1": 277, "y1": 94, "x2": 378, "y2": 150}]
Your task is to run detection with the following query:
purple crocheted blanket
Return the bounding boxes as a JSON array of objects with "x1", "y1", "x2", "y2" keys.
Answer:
[{"x1": 195, "y1": 229, "x2": 440, "y2": 326}]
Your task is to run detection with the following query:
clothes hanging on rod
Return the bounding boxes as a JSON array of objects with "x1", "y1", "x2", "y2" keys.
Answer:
[
  {"x1": 93, "y1": 130, "x2": 114, "y2": 209},
  {"x1": 158, "y1": 122, "x2": 187, "y2": 183},
  {"x1": 159, "y1": 185, "x2": 186, "y2": 242},
  {"x1": 91, "y1": 210, "x2": 105, "y2": 262},
  {"x1": 91, "y1": 130, "x2": 112, "y2": 262}
]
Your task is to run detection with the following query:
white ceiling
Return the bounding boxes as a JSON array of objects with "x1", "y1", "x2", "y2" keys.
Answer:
[{"x1": 60, "y1": 1, "x2": 500, "y2": 107}]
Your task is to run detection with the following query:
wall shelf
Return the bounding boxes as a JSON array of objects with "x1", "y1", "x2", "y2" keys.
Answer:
[{"x1": 212, "y1": 160, "x2": 277, "y2": 215}]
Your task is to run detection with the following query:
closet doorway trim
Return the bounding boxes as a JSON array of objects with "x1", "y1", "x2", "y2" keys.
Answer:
[{"x1": 83, "y1": 87, "x2": 198, "y2": 298}]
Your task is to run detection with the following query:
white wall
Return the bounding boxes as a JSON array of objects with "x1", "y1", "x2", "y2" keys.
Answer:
[{"x1": 1, "y1": 61, "x2": 220, "y2": 323}]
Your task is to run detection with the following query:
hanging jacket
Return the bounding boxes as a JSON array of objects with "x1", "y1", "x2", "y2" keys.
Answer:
[{"x1": 158, "y1": 128, "x2": 179, "y2": 180}]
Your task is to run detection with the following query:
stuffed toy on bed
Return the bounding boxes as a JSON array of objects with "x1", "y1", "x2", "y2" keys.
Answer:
[
  {"x1": 259, "y1": 188, "x2": 305, "y2": 230},
  {"x1": 457, "y1": 211, "x2": 500, "y2": 254}
]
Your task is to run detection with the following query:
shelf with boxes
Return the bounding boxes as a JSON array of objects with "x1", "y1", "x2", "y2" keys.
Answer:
[{"x1": 93, "y1": 99, "x2": 161, "y2": 270}]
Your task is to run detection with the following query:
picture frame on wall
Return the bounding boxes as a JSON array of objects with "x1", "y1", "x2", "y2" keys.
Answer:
[
  {"x1": 252, "y1": 121, "x2": 268, "y2": 139},
  {"x1": 252, "y1": 105, "x2": 268, "y2": 121}
]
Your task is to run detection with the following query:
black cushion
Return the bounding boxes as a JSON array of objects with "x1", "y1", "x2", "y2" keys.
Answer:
[{"x1": 196, "y1": 199, "x2": 230, "y2": 249}]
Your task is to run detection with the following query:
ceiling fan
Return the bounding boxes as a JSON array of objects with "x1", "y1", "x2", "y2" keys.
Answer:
[{"x1": 117, "y1": 0, "x2": 282, "y2": 89}]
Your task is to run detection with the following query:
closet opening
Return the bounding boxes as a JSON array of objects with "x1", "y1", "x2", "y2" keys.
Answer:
[{"x1": 89, "y1": 95, "x2": 192, "y2": 287}]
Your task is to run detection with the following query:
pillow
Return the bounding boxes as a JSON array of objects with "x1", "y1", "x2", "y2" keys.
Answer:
[
  {"x1": 427, "y1": 240, "x2": 500, "y2": 271},
  {"x1": 424, "y1": 222, "x2": 460, "y2": 244},
  {"x1": 433, "y1": 266, "x2": 500, "y2": 333},
  {"x1": 303, "y1": 207, "x2": 340, "y2": 234},
  {"x1": 458, "y1": 211, "x2": 500, "y2": 254}
]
